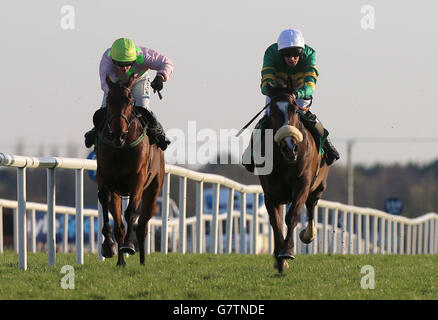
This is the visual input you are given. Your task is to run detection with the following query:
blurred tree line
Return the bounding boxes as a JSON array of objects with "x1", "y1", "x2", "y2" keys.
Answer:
[{"x1": 0, "y1": 157, "x2": 437, "y2": 218}]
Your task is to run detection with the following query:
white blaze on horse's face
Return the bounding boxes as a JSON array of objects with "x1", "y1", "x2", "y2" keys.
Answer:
[
  {"x1": 275, "y1": 101, "x2": 295, "y2": 150},
  {"x1": 276, "y1": 101, "x2": 290, "y2": 126},
  {"x1": 273, "y1": 101, "x2": 303, "y2": 149}
]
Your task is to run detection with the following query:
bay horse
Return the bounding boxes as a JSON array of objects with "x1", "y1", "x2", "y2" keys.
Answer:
[
  {"x1": 97, "y1": 74, "x2": 165, "y2": 266},
  {"x1": 258, "y1": 81, "x2": 329, "y2": 273}
]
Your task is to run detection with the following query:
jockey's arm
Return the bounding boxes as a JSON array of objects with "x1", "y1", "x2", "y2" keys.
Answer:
[
  {"x1": 133, "y1": 47, "x2": 174, "y2": 82},
  {"x1": 294, "y1": 50, "x2": 319, "y2": 100},
  {"x1": 260, "y1": 46, "x2": 277, "y2": 96}
]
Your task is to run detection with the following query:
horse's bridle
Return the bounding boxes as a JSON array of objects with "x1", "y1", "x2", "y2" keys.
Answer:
[{"x1": 105, "y1": 86, "x2": 136, "y2": 136}]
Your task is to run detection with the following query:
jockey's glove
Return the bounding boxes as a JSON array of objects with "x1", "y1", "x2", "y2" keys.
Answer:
[{"x1": 151, "y1": 75, "x2": 164, "y2": 92}]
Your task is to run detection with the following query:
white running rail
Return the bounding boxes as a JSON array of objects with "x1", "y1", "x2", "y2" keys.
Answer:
[{"x1": 0, "y1": 152, "x2": 437, "y2": 271}]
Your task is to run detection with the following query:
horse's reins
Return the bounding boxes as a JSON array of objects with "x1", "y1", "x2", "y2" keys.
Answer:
[
  {"x1": 235, "y1": 102, "x2": 270, "y2": 137},
  {"x1": 235, "y1": 93, "x2": 297, "y2": 137}
]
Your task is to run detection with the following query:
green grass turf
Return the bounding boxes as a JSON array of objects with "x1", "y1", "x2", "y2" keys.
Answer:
[{"x1": 1, "y1": 251, "x2": 437, "y2": 300}]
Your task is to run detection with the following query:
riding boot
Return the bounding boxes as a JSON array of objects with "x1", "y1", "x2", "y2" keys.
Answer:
[
  {"x1": 300, "y1": 111, "x2": 340, "y2": 166},
  {"x1": 84, "y1": 107, "x2": 106, "y2": 148},
  {"x1": 84, "y1": 127, "x2": 97, "y2": 148},
  {"x1": 324, "y1": 137, "x2": 340, "y2": 166},
  {"x1": 135, "y1": 107, "x2": 170, "y2": 151}
]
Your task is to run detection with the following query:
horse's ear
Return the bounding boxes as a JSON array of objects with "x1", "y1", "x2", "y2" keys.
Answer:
[{"x1": 106, "y1": 75, "x2": 115, "y2": 89}]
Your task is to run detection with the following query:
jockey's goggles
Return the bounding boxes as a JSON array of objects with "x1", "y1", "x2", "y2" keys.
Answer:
[
  {"x1": 280, "y1": 47, "x2": 303, "y2": 58},
  {"x1": 112, "y1": 59, "x2": 135, "y2": 67}
]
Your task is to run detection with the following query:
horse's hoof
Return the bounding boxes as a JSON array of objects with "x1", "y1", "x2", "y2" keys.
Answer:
[
  {"x1": 277, "y1": 248, "x2": 295, "y2": 260},
  {"x1": 299, "y1": 229, "x2": 315, "y2": 244},
  {"x1": 101, "y1": 243, "x2": 117, "y2": 258},
  {"x1": 278, "y1": 253, "x2": 295, "y2": 260},
  {"x1": 120, "y1": 244, "x2": 136, "y2": 255}
]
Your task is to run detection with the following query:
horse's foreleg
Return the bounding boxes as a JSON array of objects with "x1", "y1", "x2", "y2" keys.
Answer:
[
  {"x1": 108, "y1": 193, "x2": 125, "y2": 266},
  {"x1": 265, "y1": 196, "x2": 288, "y2": 273},
  {"x1": 279, "y1": 202, "x2": 304, "y2": 260},
  {"x1": 98, "y1": 187, "x2": 116, "y2": 258},
  {"x1": 282, "y1": 181, "x2": 309, "y2": 257}
]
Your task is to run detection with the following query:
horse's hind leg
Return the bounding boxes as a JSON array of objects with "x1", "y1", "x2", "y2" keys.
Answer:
[
  {"x1": 98, "y1": 187, "x2": 116, "y2": 258},
  {"x1": 300, "y1": 182, "x2": 326, "y2": 244},
  {"x1": 137, "y1": 179, "x2": 160, "y2": 265},
  {"x1": 120, "y1": 189, "x2": 144, "y2": 256}
]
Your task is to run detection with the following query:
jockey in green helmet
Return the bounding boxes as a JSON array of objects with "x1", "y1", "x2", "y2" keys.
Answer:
[{"x1": 84, "y1": 38, "x2": 174, "y2": 150}]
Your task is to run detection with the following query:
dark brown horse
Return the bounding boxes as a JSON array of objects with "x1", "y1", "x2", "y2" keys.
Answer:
[
  {"x1": 258, "y1": 82, "x2": 329, "y2": 273},
  {"x1": 97, "y1": 74, "x2": 165, "y2": 266}
]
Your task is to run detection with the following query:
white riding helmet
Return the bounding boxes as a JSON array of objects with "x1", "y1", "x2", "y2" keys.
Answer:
[{"x1": 277, "y1": 29, "x2": 305, "y2": 50}]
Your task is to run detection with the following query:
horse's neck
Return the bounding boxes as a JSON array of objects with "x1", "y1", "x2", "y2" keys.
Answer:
[{"x1": 128, "y1": 118, "x2": 144, "y2": 141}]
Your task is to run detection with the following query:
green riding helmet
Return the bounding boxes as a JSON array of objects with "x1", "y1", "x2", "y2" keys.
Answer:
[{"x1": 108, "y1": 38, "x2": 142, "y2": 65}]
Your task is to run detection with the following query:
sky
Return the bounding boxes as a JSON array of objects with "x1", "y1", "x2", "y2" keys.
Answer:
[{"x1": 1, "y1": 0, "x2": 438, "y2": 166}]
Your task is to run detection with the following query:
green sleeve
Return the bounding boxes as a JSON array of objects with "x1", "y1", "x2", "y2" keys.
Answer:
[
  {"x1": 295, "y1": 47, "x2": 318, "y2": 99},
  {"x1": 260, "y1": 44, "x2": 277, "y2": 95}
]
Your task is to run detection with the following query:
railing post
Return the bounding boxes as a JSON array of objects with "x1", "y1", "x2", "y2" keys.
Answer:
[
  {"x1": 0, "y1": 206, "x2": 3, "y2": 254},
  {"x1": 178, "y1": 177, "x2": 187, "y2": 254},
  {"x1": 348, "y1": 212, "x2": 354, "y2": 254},
  {"x1": 97, "y1": 202, "x2": 104, "y2": 260},
  {"x1": 323, "y1": 207, "x2": 328, "y2": 254},
  {"x1": 75, "y1": 168, "x2": 84, "y2": 265},
  {"x1": 47, "y1": 168, "x2": 56, "y2": 266},
  {"x1": 211, "y1": 183, "x2": 220, "y2": 254},
  {"x1": 195, "y1": 181, "x2": 204, "y2": 254},
  {"x1": 406, "y1": 223, "x2": 412, "y2": 254},
  {"x1": 161, "y1": 173, "x2": 170, "y2": 254},
  {"x1": 17, "y1": 167, "x2": 27, "y2": 270},
  {"x1": 341, "y1": 210, "x2": 347, "y2": 254},
  {"x1": 418, "y1": 223, "x2": 423, "y2": 254},
  {"x1": 331, "y1": 209, "x2": 338, "y2": 254},
  {"x1": 434, "y1": 218, "x2": 438, "y2": 254},
  {"x1": 252, "y1": 193, "x2": 259, "y2": 255},
  {"x1": 225, "y1": 188, "x2": 234, "y2": 254},
  {"x1": 240, "y1": 192, "x2": 246, "y2": 254},
  {"x1": 357, "y1": 213, "x2": 362, "y2": 254},
  {"x1": 90, "y1": 216, "x2": 95, "y2": 254},
  {"x1": 393, "y1": 221, "x2": 398, "y2": 254},
  {"x1": 13, "y1": 209, "x2": 18, "y2": 254},
  {"x1": 63, "y1": 214, "x2": 69, "y2": 253},
  {"x1": 372, "y1": 215, "x2": 377, "y2": 253},
  {"x1": 30, "y1": 209, "x2": 36, "y2": 253},
  {"x1": 412, "y1": 223, "x2": 417, "y2": 254},
  {"x1": 364, "y1": 214, "x2": 370, "y2": 254}
]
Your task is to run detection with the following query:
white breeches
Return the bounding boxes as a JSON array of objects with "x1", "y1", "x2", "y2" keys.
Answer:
[{"x1": 101, "y1": 72, "x2": 151, "y2": 110}]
